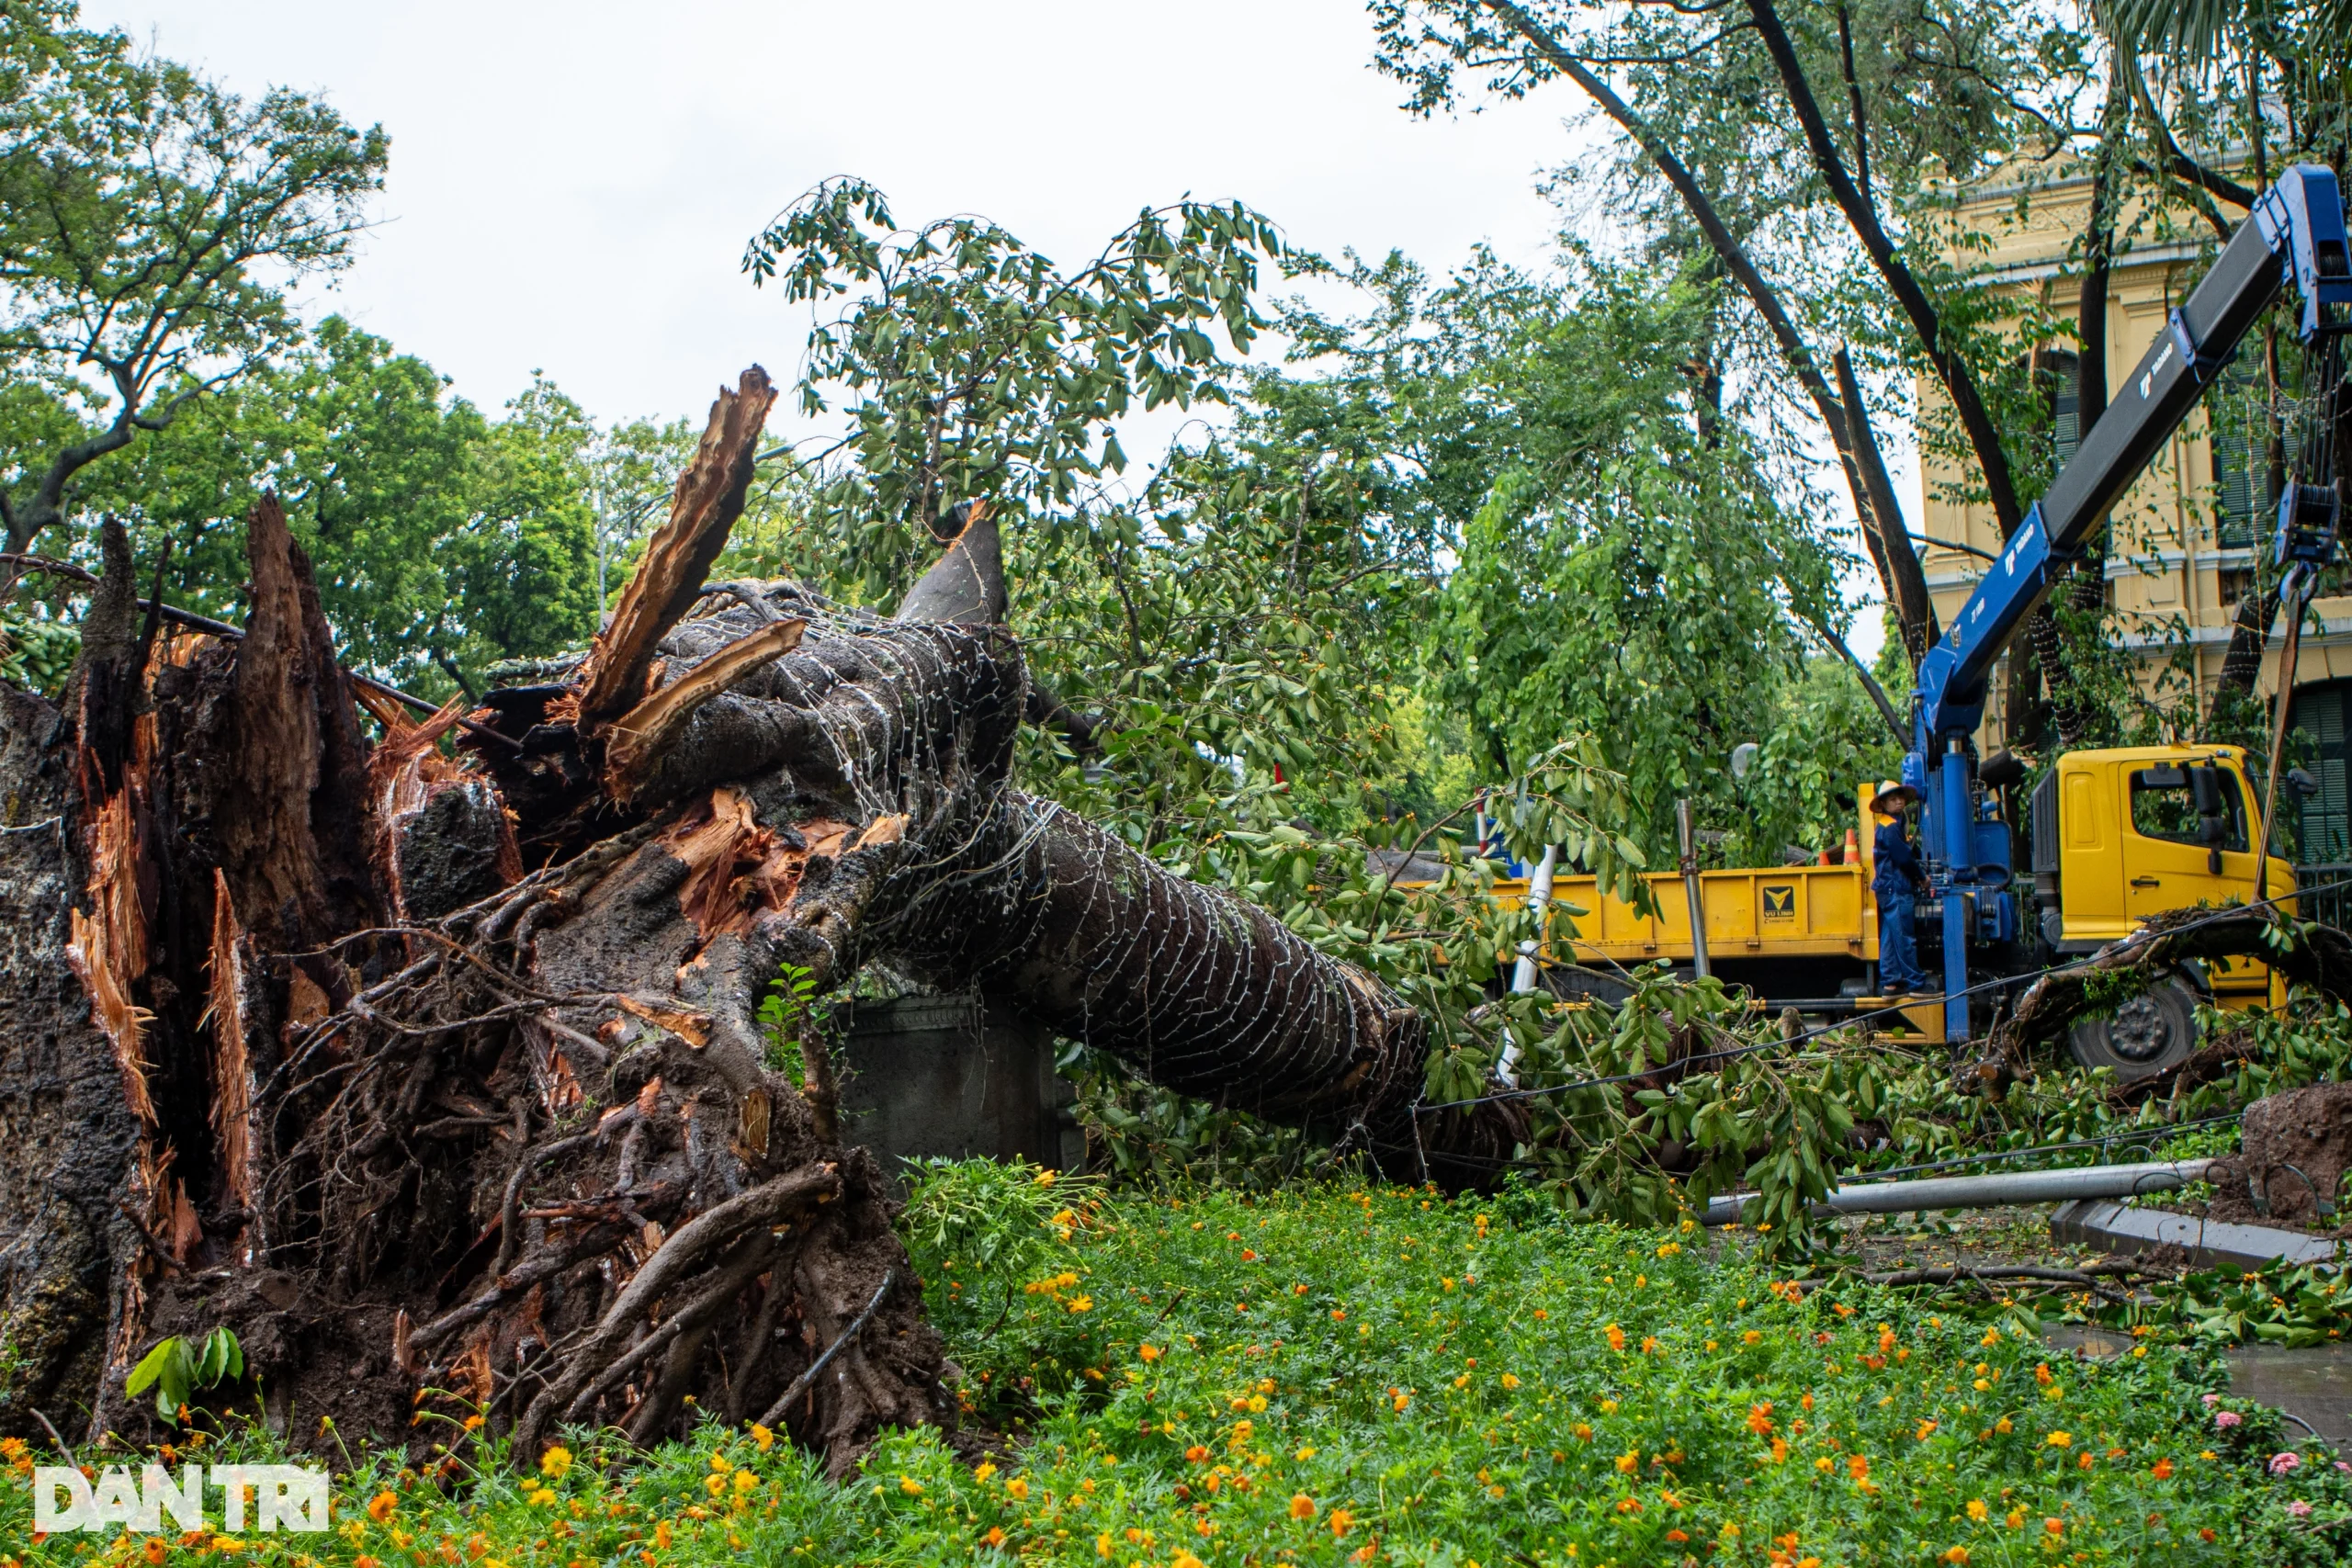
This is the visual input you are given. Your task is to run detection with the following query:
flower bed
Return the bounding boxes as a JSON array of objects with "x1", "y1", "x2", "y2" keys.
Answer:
[{"x1": 7, "y1": 1167, "x2": 2346, "y2": 1565}]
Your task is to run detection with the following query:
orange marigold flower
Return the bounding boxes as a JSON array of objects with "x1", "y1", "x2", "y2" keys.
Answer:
[
  {"x1": 1605, "y1": 1325, "x2": 1627, "y2": 1352},
  {"x1": 1615, "y1": 1498, "x2": 1642, "y2": 1515},
  {"x1": 368, "y1": 1493, "x2": 398, "y2": 1524},
  {"x1": 1290, "y1": 1495, "x2": 1317, "y2": 1519},
  {"x1": 2152, "y1": 1457, "x2": 2175, "y2": 1480},
  {"x1": 1329, "y1": 1507, "x2": 1355, "y2": 1536},
  {"x1": 1640, "y1": 1337, "x2": 1661, "y2": 1355},
  {"x1": 1616, "y1": 1450, "x2": 1640, "y2": 1473},
  {"x1": 1747, "y1": 1403, "x2": 1775, "y2": 1436},
  {"x1": 1186, "y1": 1447, "x2": 1210, "y2": 1464},
  {"x1": 980, "y1": 1526, "x2": 1006, "y2": 1547},
  {"x1": 1139, "y1": 1344, "x2": 1162, "y2": 1362},
  {"x1": 1847, "y1": 1455, "x2": 1869, "y2": 1482}
]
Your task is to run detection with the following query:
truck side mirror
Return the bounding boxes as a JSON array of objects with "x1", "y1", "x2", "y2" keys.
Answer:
[
  {"x1": 2190, "y1": 764, "x2": 2229, "y2": 870},
  {"x1": 2189, "y1": 765, "x2": 2225, "y2": 817},
  {"x1": 2289, "y1": 766, "x2": 2322, "y2": 800}
]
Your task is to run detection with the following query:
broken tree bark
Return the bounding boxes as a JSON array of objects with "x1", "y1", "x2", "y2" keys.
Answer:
[{"x1": 0, "y1": 365, "x2": 1512, "y2": 1472}]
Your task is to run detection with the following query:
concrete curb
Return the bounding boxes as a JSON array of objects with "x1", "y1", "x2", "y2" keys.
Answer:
[{"x1": 2049, "y1": 1197, "x2": 2345, "y2": 1270}]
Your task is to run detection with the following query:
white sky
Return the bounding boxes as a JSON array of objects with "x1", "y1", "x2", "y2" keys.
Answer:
[{"x1": 85, "y1": 0, "x2": 1905, "y2": 659}]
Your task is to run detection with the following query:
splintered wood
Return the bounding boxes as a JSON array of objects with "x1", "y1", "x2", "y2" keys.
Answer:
[
  {"x1": 656, "y1": 785, "x2": 850, "y2": 943},
  {"x1": 603, "y1": 617, "x2": 805, "y2": 802},
  {"x1": 576, "y1": 367, "x2": 778, "y2": 729}
]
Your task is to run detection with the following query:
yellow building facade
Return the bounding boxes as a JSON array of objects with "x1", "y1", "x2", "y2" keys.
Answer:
[{"x1": 1917, "y1": 164, "x2": 2352, "y2": 861}]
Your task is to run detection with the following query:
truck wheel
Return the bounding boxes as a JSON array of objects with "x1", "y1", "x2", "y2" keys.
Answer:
[{"x1": 2065, "y1": 979, "x2": 2198, "y2": 1079}]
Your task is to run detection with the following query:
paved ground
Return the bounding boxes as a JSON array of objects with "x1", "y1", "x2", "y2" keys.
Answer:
[{"x1": 1820, "y1": 1204, "x2": 2352, "y2": 1449}]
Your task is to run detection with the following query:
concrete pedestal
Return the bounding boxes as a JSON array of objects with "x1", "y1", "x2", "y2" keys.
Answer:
[{"x1": 835, "y1": 995, "x2": 1082, "y2": 1181}]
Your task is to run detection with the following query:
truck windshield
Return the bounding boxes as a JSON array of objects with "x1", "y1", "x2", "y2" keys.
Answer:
[{"x1": 2129, "y1": 764, "x2": 2248, "y2": 852}]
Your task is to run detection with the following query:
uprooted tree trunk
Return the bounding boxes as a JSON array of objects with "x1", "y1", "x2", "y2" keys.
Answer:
[{"x1": 0, "y1": 367, "x2": 1521, "y2": 1472}]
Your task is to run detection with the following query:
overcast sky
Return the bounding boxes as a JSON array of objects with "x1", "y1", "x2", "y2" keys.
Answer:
[{"x1": 84, "y1": 0, "x2": 1900, "y2": 653}]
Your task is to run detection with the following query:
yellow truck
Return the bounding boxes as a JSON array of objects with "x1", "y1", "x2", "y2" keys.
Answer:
[{"x1": 1497, "y1": 741, "x2": 2294, "y2": 1076}]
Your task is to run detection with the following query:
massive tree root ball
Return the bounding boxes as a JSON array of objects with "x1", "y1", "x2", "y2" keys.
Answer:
[{"x1": 0, "y1": 367, "x2": 1519, "y2": 1471}]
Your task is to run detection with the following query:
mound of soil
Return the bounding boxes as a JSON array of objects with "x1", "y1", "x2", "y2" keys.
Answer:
[{"x1": 2200, "y1": 1083, "x2": 2352, "y2": 1234}]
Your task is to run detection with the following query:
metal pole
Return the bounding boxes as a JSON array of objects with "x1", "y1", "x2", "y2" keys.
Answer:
[
  {"x1": 1677, "y1": 799, "x2": 1710, "y2": 979},
  {"x1": 1497, "y1": 844, "x2": 1561, "y2": 1088},
  {"x1": 2256, "y1": 563, "x2": 2310, "y2": 906},
  {"x1": 1510, "y1": 845, "x2": 1559, "y2": 996},
  {"x1": 1700, "y1": 1157, "x2": 2213, "y2": 1226}
]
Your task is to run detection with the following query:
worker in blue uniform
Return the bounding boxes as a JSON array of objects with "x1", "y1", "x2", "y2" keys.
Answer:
[{"x1": 1870, "y1": 779, "x2": 1928, "y2": 997}]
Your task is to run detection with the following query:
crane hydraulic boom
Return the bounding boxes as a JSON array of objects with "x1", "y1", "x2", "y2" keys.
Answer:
[{"x1": 1907, "y1": 164, "x2": 2352, "y2": 1041}]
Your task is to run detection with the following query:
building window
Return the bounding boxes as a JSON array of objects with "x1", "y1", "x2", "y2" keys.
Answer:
[
  {"x1": 2288, "y1": 681, "x2": 2352, "y2": 863},
  {"x1": 2211, "y1": 361, "x2": 2299, "y2": 550},
  {"x1": 2046, "y1": 350, "x2": 2083, "y2": 469},
  {"x1": 2026, "y1": 350, "x2": 2085, "y2": 477}
]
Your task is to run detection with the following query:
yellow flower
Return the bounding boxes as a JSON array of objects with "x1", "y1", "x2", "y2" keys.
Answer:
[
  {"x1": 1290, "y1": 1494, "x2": 1317, "y2": 1519},
  {"x1": 705, "y1": 1474, "x2": 728, "y2": 1498},
  {"x1": 1174, "y1": 1554, "x2": 1205, "y2": 1568},
  {"x1": 710, "y1": 1452, "x2": 734, "y2": 1473},
  {"x1": 1743, "y1": 1330, "x2": 1763, "y2": 1346},
  {"x1": 1657, "y1": 1242, "x2": 1680, "y2": 1258},
  {"x1": 1500, "y1": 1373, "x2": 1521, "y2": 1390},
  {"x1": 975, "y1": 1461, "x2": 998, "y2": 1483},
  {"x1": 1917, "y1": 1419, "x2": 1939, "y2": 1440},
  {"x1": 1966, "y1": 1498, "x2": 1988, "y2": 1521},
  {"x1": 2045, "y1": 1432, "x2": 2071, "y2": 1449},
  {"x1": 1068, "y1": 1295, "x2": 1093, "y2": 1314},
  {"x1": 2006, "y1": 1509, "x2": 2026, "y2": 1529},
  {"x1": 539, "y1": 1446, "x2": 573, "y2": 1480},
  {"x1": 733, "y1": 1470, "x2": 756, "y2": 1495},
  {"x1": 750, "y1": 1423, "x2": 775, "y2": 1452},
  {"x1": 899, "y1": 1476, "x2": 922, "y2": 1495},
  {"x1": 1034, "y1": 1169, "x2": 1057, "y2": 1186},
  {"x1": 1995, "y1": 1417, "x2": 2013, "y2": 1435},
  {"x1": 1815, "y1": 1457, "x2": 1834, "y2": 1473},
  {"x1": 1005, "y1": 1478, "x2": 1029, "y2": 1499},
  {"x1": 1096, "y1": 1532, "x2": 1113, "y2": 1559},
  {"x1": 1616, "y1": 1450, "x2": 1639, "y2": 1473}
]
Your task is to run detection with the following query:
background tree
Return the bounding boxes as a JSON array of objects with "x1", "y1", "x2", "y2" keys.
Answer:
[{"x1": 0, "y1": 3, "x2": 385, "y2": 552}]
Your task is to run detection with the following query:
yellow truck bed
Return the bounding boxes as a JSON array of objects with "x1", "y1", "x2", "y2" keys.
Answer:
[{"x1": 1498, "y1": 863, "x2": 1878, "y2": 965}]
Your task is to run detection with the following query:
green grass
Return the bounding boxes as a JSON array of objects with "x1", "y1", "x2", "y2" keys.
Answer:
[{"x1": 8, "y1": 1168, "x2": 2347, "y2": 1566}]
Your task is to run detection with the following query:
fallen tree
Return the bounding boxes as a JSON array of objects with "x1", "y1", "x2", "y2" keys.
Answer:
[{"x1": 0, "y1": 367, "x2": 1521, "y2": 1470}]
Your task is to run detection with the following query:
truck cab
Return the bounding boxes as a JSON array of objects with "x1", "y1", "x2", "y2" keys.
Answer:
[{"x1": 2027, "y1": 743, "x2": 2293, "y2": 1000}]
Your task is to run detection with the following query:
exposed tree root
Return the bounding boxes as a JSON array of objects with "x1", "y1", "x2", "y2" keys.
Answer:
[{"x1": 0, "y1": 363, "x2": 1517, "y2": 1475}]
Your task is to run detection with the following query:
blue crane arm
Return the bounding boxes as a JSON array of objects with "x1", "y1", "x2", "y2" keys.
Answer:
[
  {"x1": 1894, "y1": 164, "x2": 2347, "y2": 1044},
  {"x1": 1915, "y1": 164, "x2": 2351, "y2": 745}
]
